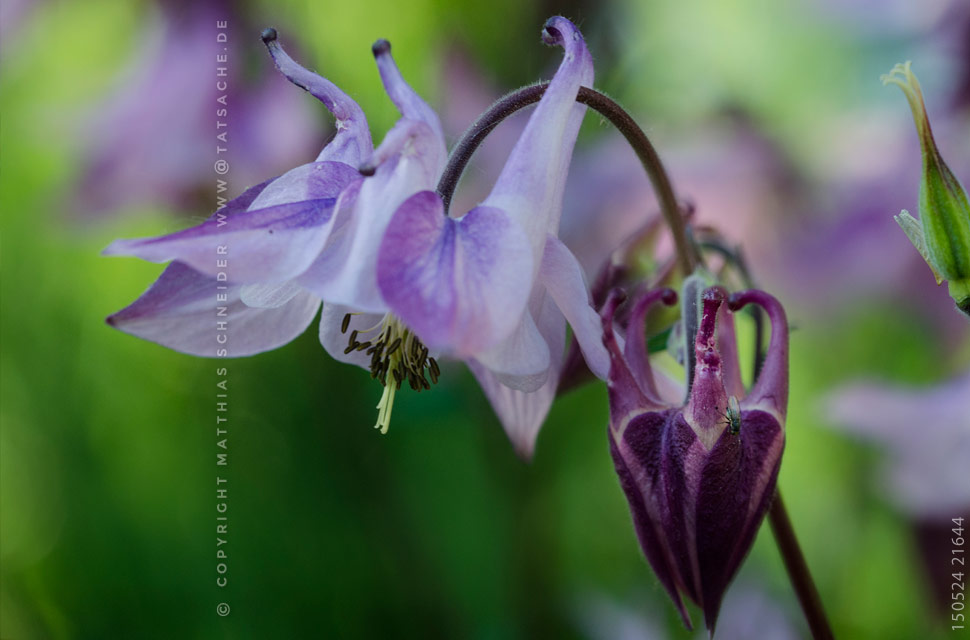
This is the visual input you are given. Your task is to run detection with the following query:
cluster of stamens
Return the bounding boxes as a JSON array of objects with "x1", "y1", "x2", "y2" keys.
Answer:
[{"x1": 341, "y1": 313, "x2": 439, "y2": 434}]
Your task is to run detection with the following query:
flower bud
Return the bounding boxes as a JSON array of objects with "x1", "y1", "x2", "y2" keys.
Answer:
[
  {"x1": 602, "y1": 285, "x2": 788, "y2": 631},
  {"x1": 883, "y1": 62, "x2": 970, "y2": 316}
]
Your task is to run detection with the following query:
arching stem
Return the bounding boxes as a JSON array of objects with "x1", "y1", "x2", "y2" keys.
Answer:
[
  {"x1": 436, "y1": 83, "x2": 696, "y2": 275},
  {"x1": 769, "y1": 492, "x2": 835, "y2": 640}
]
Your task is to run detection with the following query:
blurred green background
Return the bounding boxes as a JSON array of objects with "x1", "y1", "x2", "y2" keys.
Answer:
[{"x1": 2, "y1": 0, "x2": 968, "y2": 638}]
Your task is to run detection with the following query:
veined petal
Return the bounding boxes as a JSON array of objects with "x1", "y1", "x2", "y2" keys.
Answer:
[
  {"x1": 612, "y1": 411, "x2": 694, "y2": 629},
  {"x1": 240, "y1": 281, "x2": 304, "y2": 309},
  {"x1": 262, "y1": 29, "x2": 372, "y2": 165},
  {"x1": 104, "y1": 162, "x2": 360, "y2": 284},
  {"x1": 247, "y1": 161, "x2": 359, "y2": 209},
  {"x1": 217, "y1": 176, "x2": 277, "y2": 216},
  {"x1": 657, "y1": 414, "x2": 707, "y2": 609},
  {"x1": 468, "y1": 294, "x2": 565, "y2": 459},
  {"x1": 372, "y1": 39, "x2": 447, "y2": 175},
  {"x1": 472, "y1": 293, "x2": 552, "y2": 392},
  {"x1": 539, "y1": 235, "x2": 609, "y2": 379},
  {"x1": 377, "y1": 191, "x2": 533, "y2": 355},
  {"x1": 483, "y1": 16, "x2": 593, "y2": 262},
  {"x1": 107, "y1": 262, "x2": 320, "y2": 357},
  {"x1": 694, "y1": 409, "x2": 784, "y2": 632}
]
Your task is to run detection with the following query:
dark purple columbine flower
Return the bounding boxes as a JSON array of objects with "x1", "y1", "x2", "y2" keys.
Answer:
[{"x1": 602, "y1": 285, "x2": 789, "y2": 632}]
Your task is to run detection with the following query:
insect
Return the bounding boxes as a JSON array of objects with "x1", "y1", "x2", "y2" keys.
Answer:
[{"x1": 721, "y1": 396, "x2": 742, "y2": 435}]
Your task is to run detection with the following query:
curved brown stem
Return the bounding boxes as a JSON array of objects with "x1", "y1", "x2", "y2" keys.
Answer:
[
  {"x1": 436, "y1": 83, "x2": 696, "y2": 275},
  {"x1": 769, "y1": 492, "x2": 835, "y2": 639}
]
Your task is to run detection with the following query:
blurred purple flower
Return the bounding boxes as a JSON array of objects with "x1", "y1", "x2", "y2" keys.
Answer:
[
  {"x1": 824, "y1": 371, "x2": 970, "y2": 613},
  {"x1": 0, "y1": 0, "x2": 37, "y2": 52},
  {"x1": 814, "y1": 0, "x2": 959, "y2": 34},
  {"x1": 576, "y1": 583, "x2": 802, "y2": 640},
  {"x1": 768, "y1": 106, "x2": 970, "y2": 337},
  {"x1": 75, "y1": 1, "x2": 319, "y2": 217},
  {"x1": 104, "y1": 30, "x2": 370, "y2": 357},
  {"x1": 602, "y1": 285, "x2": 789, "y2": 631},
  {"x1": 560, "y1": 110, "x2": 799, "y2": 286},
  {"x1": 825, "y1": 372, "x2": 970, "y2": 519}
]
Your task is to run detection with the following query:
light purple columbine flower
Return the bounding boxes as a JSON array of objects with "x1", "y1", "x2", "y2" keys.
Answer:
[
  {"x1": 105, "y1": 18, "x2": 608, "y2": 452},
  {"x1": 364, "y1": 17, "x2": 609, "y2": 456},
  {"x1": 103, "y1": 29, "x2": 373, "y2": 357},
  {"x1": 602, "y1": 285, "x2": 789, "y2": 632}
]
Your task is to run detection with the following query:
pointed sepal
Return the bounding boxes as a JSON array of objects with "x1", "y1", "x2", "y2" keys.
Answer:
[{"x1": 884, "y1": 62, "x2": 970, "y2": 316}]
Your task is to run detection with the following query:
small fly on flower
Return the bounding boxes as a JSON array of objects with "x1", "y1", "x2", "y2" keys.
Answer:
[{"x1": 722, "y1": 395, "x2": 742, "y2": 435}]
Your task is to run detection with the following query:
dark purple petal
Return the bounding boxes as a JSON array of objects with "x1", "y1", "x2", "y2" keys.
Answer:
[
  {"x1": 601, "y1": 290, "x2": 660, "y2": 421},
  {"x1": 600, "y1": 289, "x2": 662, "y2": 420},
  {"x1": 610, "y1": 409, "x2": 693, "y2": 629},
  {"x1": 694, "y1": 409, "x2": 784, "y2": 632},
  {"x1": 263, "y1": 31, "x2": 372, "y2": 165},
  {"x1": 658, "y1": 413, "x2": 706, "y2": 607},
  {"x1": 729, "y1": 289, "x2": 789, "y2": 420},
  {"x1": 104, "y1": 162, "x2": 360, "y2": 285},
  {"x1": 623, "y1": 288, "x2": 679, "y2": 401},
  {"x1": 607, "y1": 284, "x2": 790, "y2": 632},
  {"x1": 611, "y1": 405, "x2": 785, "y2": 632},
  {"x1": 377, "y1": 191, "x2": 533, "y2": 356},
  {"x1": 107, "y1": 262, "x2": 320, "y2": 357}
]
